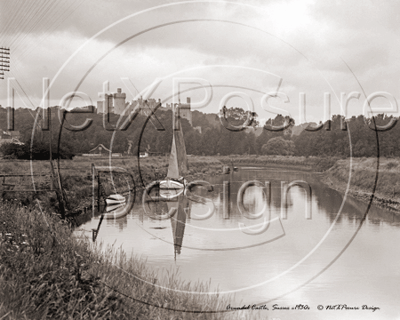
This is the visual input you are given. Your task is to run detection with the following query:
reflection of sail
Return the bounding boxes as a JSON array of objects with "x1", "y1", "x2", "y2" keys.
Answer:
[
  {"x1": 167, "y1": 105, "x2": 188, "y2": 179},
  {"x1": 168, "y1": 195, "x2": 191, "y2": 256}
]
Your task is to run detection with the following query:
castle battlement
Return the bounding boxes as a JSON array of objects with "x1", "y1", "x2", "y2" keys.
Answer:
[
  {"x1": 97, "y1": 89, "x2": 192, "y2": 126},
  {"x1": 165, "y1": 97, "x2": 192, "y2": 125}
]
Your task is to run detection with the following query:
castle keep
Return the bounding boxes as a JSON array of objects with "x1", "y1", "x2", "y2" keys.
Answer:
[{"x1": 97, "y1": 88, "x2": 192, "y2": 126}]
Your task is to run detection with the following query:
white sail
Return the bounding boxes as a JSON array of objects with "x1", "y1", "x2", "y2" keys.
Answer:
[{"x1": 167, "y1": 105, "x2": 188, "y2": 179}]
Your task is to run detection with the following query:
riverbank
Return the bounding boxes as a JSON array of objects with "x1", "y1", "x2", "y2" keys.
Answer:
[
  {"x1": 1, "y1": 155, "x2": 336, "y2": 217},
  {"x1": 218, "y1": 155, "x2": 339, "y2": 172},
  {"x1": 0, "y1": 201, "x2": 262, "y2": 320},
  {"x1": 0, "y1": 156, "x2": 224, "y2": 218},
  {"x1": 2, "y1": 156, "x2": 399, "y2": 318},
  {"x1": 322, "y1": 157, "x2": 400, "y2": 212},
  {"x1": 2, "y1": 155, "x2": 400, "y2": 216},
  {"x1": 219, "y1": 155, "x2": 400, "y2": 213}
]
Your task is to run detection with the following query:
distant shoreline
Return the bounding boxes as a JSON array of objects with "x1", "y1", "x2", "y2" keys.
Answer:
[
  {"x1": 320, "y1": 159, "x2": 400, "y2": 213},
  {"x1": 218, "y1": 155, "x2": 400, "y2": 214},
  {"x1": 233, "y1": 163, "x2": 313, "y2": 171}
]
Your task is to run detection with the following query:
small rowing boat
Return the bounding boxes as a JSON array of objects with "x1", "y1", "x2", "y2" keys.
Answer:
[
  {"x1": 104, "y1": 192, "x2": 133, "y2": 220},
  {"x1": 106, "y1": 194, "x2": 126, "y2": 205},
  {"x1": 106, "y1": 203, "x2": 125, "y2": 212}
]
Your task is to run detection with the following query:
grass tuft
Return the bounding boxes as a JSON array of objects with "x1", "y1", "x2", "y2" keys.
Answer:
[{"x1": 0, "y1": 202, "x2": 262, "y2": 319}]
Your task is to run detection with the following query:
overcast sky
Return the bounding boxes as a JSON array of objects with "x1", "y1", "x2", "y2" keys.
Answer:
[{"x1": 0, "y1": 0, "x2": 399, "y2": 124}]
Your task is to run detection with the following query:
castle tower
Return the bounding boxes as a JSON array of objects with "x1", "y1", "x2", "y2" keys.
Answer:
[
  {"x1": 105, "y1": 93, "x2": 114, "y2": 114},
  {"x1": 96, "y1": 101, "x2": 103, "y2": 114},
  {"x1": 164, "y1": 98, "x2": 192, "y2": 125},
  {"x1": 97, "y1": 93, "x2": 114, "y2": 114},
  {"x1": 178, "y1": 97, "x2": 192, "y2": 126},
  {"x1": 97, "y1": 88, "x2": 126, "y2": 114},
  {"x1": 113, "y1": 88, "x2": 126, "y2": 114}
]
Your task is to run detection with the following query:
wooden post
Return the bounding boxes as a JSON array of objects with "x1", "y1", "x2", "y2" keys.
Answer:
[
  {"x1": 92, "y1": 164, "x2": 95, "y2": 215},
  {"x1": 97, "y1": 171, "x2": 101, "y2": 211},
  {"x1": 280, "y1": 181, "x2": 288, "y2": 219},
  {"x1": 223, "y1": 181, "x2": 230, "y2": 219},
  {"x1": 38, "y1": 163, "x2": 42, "y2": 192}
]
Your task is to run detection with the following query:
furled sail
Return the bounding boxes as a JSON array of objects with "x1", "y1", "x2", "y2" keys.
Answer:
[{"x1": 167, "y1": 104, "x2": 188, "y2": 179}]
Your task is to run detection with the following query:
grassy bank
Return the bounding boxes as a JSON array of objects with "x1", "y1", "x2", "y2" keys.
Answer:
[
  {"x1": 323, "y1": 157, "x2": 400, "y2": 211},
  {"x1": 0, "y1": 202, "x2": 261, "y2": 320},
  {"x1": 218, "y1": 155, "x2": 340, "y2": 172},
  {"x1": 218, "y1": 155, "x2": 400, "y2": 212},
  {"x1": 0, "y1": 156, "x2": 223, "y2": 216}
]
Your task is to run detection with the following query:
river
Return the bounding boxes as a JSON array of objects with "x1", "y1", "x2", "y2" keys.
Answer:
[{"x1": 76, "y1": 167, "x2": 400, "y2": 320}]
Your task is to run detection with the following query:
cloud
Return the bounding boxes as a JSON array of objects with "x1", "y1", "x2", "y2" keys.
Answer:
[{"x1": 0, "y1": 0, "x2": 398, "y2": 122}]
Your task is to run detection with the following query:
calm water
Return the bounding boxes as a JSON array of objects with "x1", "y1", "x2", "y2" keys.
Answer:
[{"x1": 76, "y1": 168, "x2": 400, "y2": 320}]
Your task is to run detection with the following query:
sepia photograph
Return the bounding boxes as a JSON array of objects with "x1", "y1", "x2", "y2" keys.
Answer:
[{"x1": 0, "y1": 1, "x2": 399, "y2": 319}]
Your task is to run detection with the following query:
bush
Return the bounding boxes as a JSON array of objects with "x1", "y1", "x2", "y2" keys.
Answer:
[
  {"x1": 261, "y1": 137, "x2": 295, "y2": 156},
  {"x1": 385, "y1": 161, "x2": 398, "y2": 170},
  {"x1": 0, "y1": 142, "x2": 74, "y2": 160}
]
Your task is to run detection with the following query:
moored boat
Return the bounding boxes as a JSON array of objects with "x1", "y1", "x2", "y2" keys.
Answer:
[
  {"x1": 106, "y1": 194, "x2": 126, "y2": 205},
  {"x1": 106, "y1": 203, "x2": 125, "y2": 212},
  {"x1": 159, "y1": 179, "x2": 185, "y2": 199}
]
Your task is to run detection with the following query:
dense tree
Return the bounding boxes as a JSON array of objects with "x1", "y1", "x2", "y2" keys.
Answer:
[
  {"x1": 2, "y1": 105, "x2": 400, "y2": 159},
  {"x1": 261, "y1": 137, "x2": 295, "y2": 156}
]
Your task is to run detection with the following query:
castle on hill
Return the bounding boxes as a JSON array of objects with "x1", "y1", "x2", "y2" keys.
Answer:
[{"x1": 97, "y1": 88, "x2": 192, "y2": 126}]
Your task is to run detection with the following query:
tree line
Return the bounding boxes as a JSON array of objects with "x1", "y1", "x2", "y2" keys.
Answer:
[{"x1": 0, "y1": 106, "x2": 398, "y2": 159}]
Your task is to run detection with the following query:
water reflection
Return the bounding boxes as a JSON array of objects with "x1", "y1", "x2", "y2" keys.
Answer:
[
  {"x1": 76, "y1": 168, "x2": 400, "y2": 319},
  {"x1": 86, "y1": 168, "x2": 400, "y2": 254},
  {"x1": 167, "y1": 194, "x2": 190, "y2": 257}
]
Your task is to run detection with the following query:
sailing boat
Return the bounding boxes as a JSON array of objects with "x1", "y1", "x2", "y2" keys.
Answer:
[
  {"x1": 159, "y1": 103, "x2": 188, "y2": 200},
  {"x1": 159, "y1": 179, "x2": 185, "y2": 199}
]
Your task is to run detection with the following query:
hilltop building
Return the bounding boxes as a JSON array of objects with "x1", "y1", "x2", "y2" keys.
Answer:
[
  {"x1": 133, "y1": 97, "x2": 163, "y2": 116},
  {"x1": 97, "y1": 88, "x2": 130, "y2": 115},
  {"x1": 165, "y1": 97, "x2": 192, "y2": 126},
  {"x1": 96, "y1": 89, "x2": 194, "y2": 126},
  {"x1": 113, "y1": 88, "x2": 126, "y2": 114}
]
